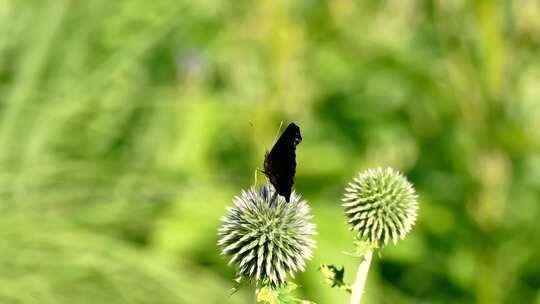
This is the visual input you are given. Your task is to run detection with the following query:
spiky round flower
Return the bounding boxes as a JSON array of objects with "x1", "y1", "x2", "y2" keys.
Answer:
[
  {"x1": 218, "y1": 185, "x2": 316, "y2": 288},
  {"x1": 342, "y1": 167, "x2": 418, "y2": 247}
]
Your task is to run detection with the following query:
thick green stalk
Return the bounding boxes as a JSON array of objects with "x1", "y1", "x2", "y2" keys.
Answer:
[{"x1": 350, "y1": 249, "x2": 373, "y2": 304}]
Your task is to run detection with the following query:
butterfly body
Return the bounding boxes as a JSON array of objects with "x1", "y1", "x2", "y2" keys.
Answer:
[{"x1": 263, "y1": 123, "x2": 302, "y2": 202}]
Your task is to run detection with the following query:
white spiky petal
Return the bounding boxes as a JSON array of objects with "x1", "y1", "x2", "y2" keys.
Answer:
[
  {"x1": 342, "y1": 167, "x2": 419, "y2": 247},
  {"x1": 218, "y1": 185, "x2": 316, "y2": 288}
]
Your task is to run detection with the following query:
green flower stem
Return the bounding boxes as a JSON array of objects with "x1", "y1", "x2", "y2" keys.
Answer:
[{"x1": 350, "y1": 249, "x2": 373, "y2": 304}]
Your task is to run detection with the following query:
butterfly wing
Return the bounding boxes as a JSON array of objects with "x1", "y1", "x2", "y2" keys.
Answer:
[{"x1": 263, "y1": 123, "x2": 302, "y2": 202}]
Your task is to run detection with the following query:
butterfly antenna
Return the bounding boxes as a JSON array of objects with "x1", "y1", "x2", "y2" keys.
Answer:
[{"x1": 271, "y1": 120, "x2": 284, "y2": 145}]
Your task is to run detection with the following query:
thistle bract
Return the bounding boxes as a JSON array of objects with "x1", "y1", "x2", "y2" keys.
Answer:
[
  {"x1": 343, "y1": 167, "x2": 418, "y2": 247},
  {"x1": 218, "y1": 185, "x2": 316, "y2": 288}
]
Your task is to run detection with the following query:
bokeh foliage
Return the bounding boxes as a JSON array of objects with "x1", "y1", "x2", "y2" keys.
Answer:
[{"x1": 0, "y1": 0, "x2": 539, "y2": 303}]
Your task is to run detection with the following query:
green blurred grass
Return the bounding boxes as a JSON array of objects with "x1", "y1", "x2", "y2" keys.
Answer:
[{"x1": 1, "y1": 0, "x2": 540, "y2": 303}]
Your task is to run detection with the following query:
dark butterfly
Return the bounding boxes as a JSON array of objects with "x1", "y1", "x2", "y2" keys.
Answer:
[{"x1": 263, "y1": 123, "x2": 302, "y2": 202}]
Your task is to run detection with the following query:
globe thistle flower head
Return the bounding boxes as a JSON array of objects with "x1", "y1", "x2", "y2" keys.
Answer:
[
  {"x1": 342, "y1": 167, "x2": 418, "y2": 247},
  {"x1": 218, "y1": 185, "x2": 316, "y2": 288}
]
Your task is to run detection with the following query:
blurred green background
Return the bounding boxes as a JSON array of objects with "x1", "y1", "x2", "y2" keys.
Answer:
[{"x1": 1, "y1": 0, "x2": 540, "y2": 303}]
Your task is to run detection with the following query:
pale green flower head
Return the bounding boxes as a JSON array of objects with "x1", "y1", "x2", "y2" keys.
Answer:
[
  {"x1": 343, "y1": 167, "x2": 419, "y2": 247},
  {"x1": 218, "y1": 185, "x2": 316, "y2": 288}
]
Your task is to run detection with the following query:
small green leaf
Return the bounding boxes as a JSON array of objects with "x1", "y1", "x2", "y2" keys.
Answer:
[
  {"x1": 280, "y1": 281, "x2": 298, "y2": 294},
  {"x1": 318, "y1": 264, "x2": 352, "y2": 294},
  {"x1": 257, "y1": 286, "x2": 279, "y2": 304},
  {"x1": 257, "y1": 283, "x2": 317, "y2": 304}
]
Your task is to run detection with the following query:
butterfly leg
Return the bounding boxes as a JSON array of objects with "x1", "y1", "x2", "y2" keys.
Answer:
[
  {"x1": 253, "y1": 167, "x2": 266, "y2": 187},
  {"x1": 254, "y1": 167, "x2": 268, "y2": 186},
  {"x1": 253, "y1": 168, "x2": 259, "y2": 187}
]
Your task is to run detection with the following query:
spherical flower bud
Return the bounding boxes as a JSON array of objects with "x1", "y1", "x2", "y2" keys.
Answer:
[
  {"x1": 218, "y1": 185, "x2": 316, "y2": 288},
  {"x1": 342, "y1": 167, "x2": 418, "y2": 247}
]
